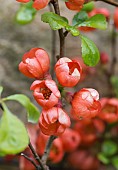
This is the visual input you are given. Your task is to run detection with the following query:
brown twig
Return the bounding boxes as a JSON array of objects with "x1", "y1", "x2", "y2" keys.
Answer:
[
  {"x1": 21, "y1": 153, "x2": 39, "y2": 169},
  {"x1": 110, "y1": 25, "x2": 117, "y2": 75},
  {"x1": 51, "y1": 0, "x2": 65, "y2": 58},
  {"x1": 29, "y1": 142, "x2": 46, "y2": 170},
  {"x1": 41, "y1": 136, "x2": 56, "y2": 165}
]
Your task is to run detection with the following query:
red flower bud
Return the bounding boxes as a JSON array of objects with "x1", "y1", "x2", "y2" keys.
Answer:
[
  {"x1": 60, "y1": 128, "x2": 81, "y2": 152},
  {"x1": 72, "y1": 88, "x2": 101, "y2": 119},
  {"x1": 16, "y1": 0, "x2": 49, "y2": 10},
  {"x1": 89, "y1": 8, "x2": 110, "y2": 21},
  {"x1": 30, "y1": 79, "x2": 61, "y2": 109},
  {"x1": 19, "y1": 48, "x2": 50, "y2": 79},
  {"x1": 65, "y1": 0, "x2": 84, "y2": 11},
  {"x1": 98, "y1": 98, "x2": 118, "y2": 123},
  {"x1": 33, "y1": 0, "x2": 49, "y2": 10},
  {"x1": 100, "y1": 52, "x2": 109, "y2": 64},
  {"x1": 55, "y1": 57, "x2": 82, "y2": 87},
  {"x1": 39, "y1": 107, "x2": 71, "y2": 136},
  {"x1": 68, "y1": 150, "x2": 100, "y2": 170},
  {"x1": 114, "y1": 8, "x2": 118, "y2": 29}
]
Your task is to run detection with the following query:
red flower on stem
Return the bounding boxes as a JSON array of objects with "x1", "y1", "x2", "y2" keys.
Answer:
[
  {"x1": 55, "y1": 57, "x2": 82, "y2": 87},
  {"x1": 30, "y1": 79, "x2": 61, "y2": 109},
  {"x1": 60, "y1": 128, "x2": 81, "y2": 152},
  {"x1": 98, "y1": 98, "x2": 118, "y2": 123},
  {"x1": 72, "y1": 88, "x2": 101, "y2": 119},
  {"x1": 16, "y1": 0, "x2": 49, "y2": 10},
  {"x1": 19, "y1": 48, "x2": 50, "y2": 79},
  {"x1": 39, "y1": 107, "x2": 71, "y2": 136},
  {"x1": 65, "y1": 0, "x2": 84, "y2": 11}
]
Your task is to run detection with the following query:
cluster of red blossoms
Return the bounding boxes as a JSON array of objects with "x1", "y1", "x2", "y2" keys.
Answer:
[
  {"x1": 19, "y1": 47, "x2": 101, "y2": 136},
  {"x1": 16, "y1": 0, "x2": 85, "y2": 11}
]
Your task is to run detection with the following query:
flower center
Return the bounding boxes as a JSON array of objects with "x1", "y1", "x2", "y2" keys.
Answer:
[{"x1": 41, "y1": 88, "x2": 52, "y2": 100}]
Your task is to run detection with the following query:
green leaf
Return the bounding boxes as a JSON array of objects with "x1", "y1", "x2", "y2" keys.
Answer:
[
  {"x1": 111, "y1": 156, "x2": 118, "y2": 170},
  {"x1": 82, "y1": 2, "x2": 95, "y2": 12},
  {"x1": 15, "y1": 1, "x2": 37, "y2": 25},
  {"x1": 98, "y1": 152, "x2": 110, "y2": 164},
  {"x1": 110, "y1": 76, "x2": 118, "y2": 98},
  {"x1": 78, "y1": 14, "x2": 107, "y2": 30},
  {"x1": 4, "y1": 94, "x2": 40, "y2": 123},
  {"x1": 72, "y1": 11, "x2": 88, "y2": 26},
  {"x1": 41, "y1": 12, "x2": 69, "y2": 30},
  {"x1": 66, "y1": 25, "x2": 80, "y2": 36},
  {"x1": 80, "y1": 35, "x2": 100, "y2": 66},
  {"x1": 0, "y1": 86, "x2": 3, "y2": 97},
  {"x1": 0, "y1": 103, "x2": 29, "y2": 156},
  {"x1": 102, "y1": 140, "x2": 118, "y2": 156}
]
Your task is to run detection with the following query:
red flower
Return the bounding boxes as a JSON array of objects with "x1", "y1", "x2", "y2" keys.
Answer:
[
  {"x1": 55, "y1": 57, "x2": 82, "y2": 87},
  {"x1": 73, "y1": 118, "x2": 105, "y2": 145},
  {"x1": 60, "y1": 128, "x2": 81, "y2": 152},
  {"x1": 100, "y1": 52, "x2": 109, "y2": 64},
  {"x1": 65, "y1": 0, "x2": 84, "y2": 11},
  {"x1": 89, "y1": 8, "x2": 110, "y2": 21},
  {"x1": 72, "y1": 88, "x2": 101, "y2": 119},
  {"x1": 114, "y1": 8, "x2": 118, "y2": 29},
  {"x1": 33, "y1": 0, "x2": 49, "y2": 10},
  {"x1": 39, "y1": 107, "x2": 71, "y2": 136},
  {"x1": 19, "y1": 48, "x2": 50, "y2": 79},
  {"x1": 30, "y1": 79, "x2": 61, "y2": 109},
  {"x1": 68, "y1": 150, "x2": 100, "y2": 170},
  {"x1": 98, "y1": 98, "x2": 118, "y2": 123},
  {"x1": 16, "y1": 0, "x2": 49, "y2": 10}
]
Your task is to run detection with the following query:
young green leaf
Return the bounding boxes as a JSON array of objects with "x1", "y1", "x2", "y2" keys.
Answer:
[
  {"x1": 72, "y1": 11, "x2": 89, "y2": 26},
  {"x1": 4, "y1": 94, "x2": 40, "y2": 123},
  {"x1": 80, "y1": 35, "x2": 100, "y2": 66},
  {"x1": 66, "y1": 25, "x2": 80, "y2": 36},
  {"x1": 82, "y1": 2, "x2": 95, "y2": 12},
  {"x1": 98, "y1": 152, "x2": 110, "y2": 164},
  {"x1": 41, "y1": 12, "x2": 68, "y2": 30},
  {"x1": 111, "y1": 156, "x2": 118, "y2": 170},
  {"x1": 15, "y1": 1, "x2": 37, "y2": 25},
  {"x1": 0, "y1": 103, "x2": 29, "y2": 156},
  {"x1": 78, "y1": 14, "x2": 107, "y2": 30},
  {"x1": 102, "y1": 140, "x2": 117, "y2": 156}
]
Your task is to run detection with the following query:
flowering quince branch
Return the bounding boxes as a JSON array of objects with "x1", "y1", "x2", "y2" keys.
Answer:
[
  {"x1": 41, "y1": 136, "x2": 56, "y2": 164},
  {"x1": 50, "y1": 0, "x2": 65, "y2": 58},
  {"x1": 21, "y1": 153, "x2": 39, "y2": 169}
]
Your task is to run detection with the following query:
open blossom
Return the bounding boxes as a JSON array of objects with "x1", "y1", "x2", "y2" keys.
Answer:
[
  {"x1": 39, "y1": 107, "x2": 71, "y2": 136},
  {"x1": 55, "y1": 57, "x2": 82, "y2": 87},
  {"x1": 30, "y1": 79, "x2": 60, "y2": 109},
  {"x1": 19, "y1": 48, "x2": 50, "y2": 79},
  {"x1": 60, "y1": 128, "x2": 81, "y2": 152},
  {"x1": 65, "y1": 0, "x2": 84, "y2": 11},
  {"x1": 72, "y1": 88, "x2": 101, "y2": 119},
  {"x1": 98, "y1": 98, "x2": 118, "y2": 123},
  {"x1": 16, "y1": 0, "x2": 49, "y2": 10}
]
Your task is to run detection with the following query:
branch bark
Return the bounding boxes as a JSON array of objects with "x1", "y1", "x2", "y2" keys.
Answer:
[
  {"x1": 51, "y1": 0, "x2": 65, "y2": 58},
  {"x1": 41, "y1": 136, "x2": 56, "y2": 165}
]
